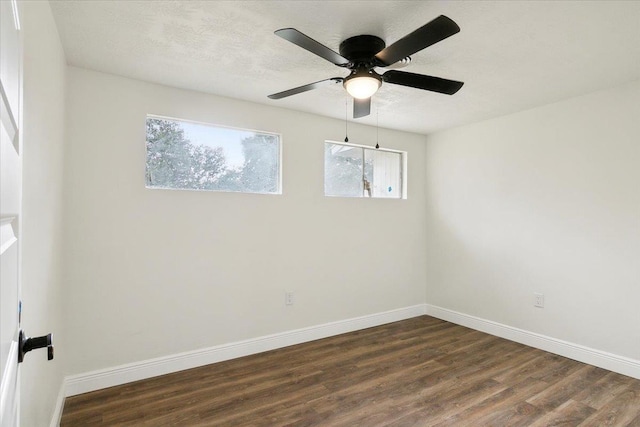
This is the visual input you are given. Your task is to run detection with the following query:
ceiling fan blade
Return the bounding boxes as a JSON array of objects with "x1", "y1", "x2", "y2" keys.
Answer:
[
  {"x1": 275, "y1": 28, "x2": 350, "y2": 66},
  {"x1": 268, "y1": 78, "x2": 343, "y2": 100},
  {"x1": 382, "y1": 71, "x2": 463, "y2": 95},
  {"x1": 353, "y1": 97, "x2": 371, "y2": 119},
  {"x1": 374, "y1": 15, "x2": 460, "y2": 66}
]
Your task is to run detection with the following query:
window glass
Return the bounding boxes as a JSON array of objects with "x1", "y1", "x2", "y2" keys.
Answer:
[
  {"x1": 365, "y1": 149, "x2": 402, "y2": 198},
  {"x1": 325, "y1": 141, "x2": 404, "y2": 199},
  {"x1": 324, "y1": 143, "x2": 364, "y2": 197},
  {"x1": 146, "y1": 116, "x2": 280, "y2": 194}
]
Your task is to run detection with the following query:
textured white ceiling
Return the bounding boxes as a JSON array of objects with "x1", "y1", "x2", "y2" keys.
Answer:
[{"x1": 50, "y1": 0, "x2": 640, "y2": 135}]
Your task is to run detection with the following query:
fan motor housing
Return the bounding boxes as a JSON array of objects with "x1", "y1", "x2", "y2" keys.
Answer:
[{"x1": 339, "y1": 35, "x2": 386, "y2": 64}]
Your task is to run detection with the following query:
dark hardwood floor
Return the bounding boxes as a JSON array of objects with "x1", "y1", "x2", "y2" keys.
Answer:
[{"x1": 61, "y1": 316, "x2": 640, "y2": 426}]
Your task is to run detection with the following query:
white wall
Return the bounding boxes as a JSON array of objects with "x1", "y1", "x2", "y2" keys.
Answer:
[
  {"x1": 62, "y1": 67, "x2": 428, "y2": 374},
  {"x1": 425, "y1": 80, "x2": 640, "y2": 361},
  {"x1": 20, "y1": 1, "x2": 67, "y2": 425}
]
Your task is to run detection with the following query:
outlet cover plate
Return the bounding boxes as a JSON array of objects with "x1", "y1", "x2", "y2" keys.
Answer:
[
  {"x1": 285, "y1": 292, "x2": 294, "y2": 306},
  {"x1": 534, "y1": 293, "x2": 544, "y2": 308}
]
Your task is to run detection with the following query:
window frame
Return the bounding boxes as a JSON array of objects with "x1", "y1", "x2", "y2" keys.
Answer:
[
  {"x1": 323, "y1": 140, "x2": 407, "y2": 199},
  {"x1": 145, "y1": 114, "x2": 283, "y2": 195}
]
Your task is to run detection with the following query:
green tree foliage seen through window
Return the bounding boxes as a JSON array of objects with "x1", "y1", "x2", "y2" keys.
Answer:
[{"x1": 145, "y1": 117, "x2": 279, "y2": 194}]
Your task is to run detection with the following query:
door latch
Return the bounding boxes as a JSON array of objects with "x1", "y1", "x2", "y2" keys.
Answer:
[{"x1": 18, "y1": 330, "x2": 54, "y2": 363}]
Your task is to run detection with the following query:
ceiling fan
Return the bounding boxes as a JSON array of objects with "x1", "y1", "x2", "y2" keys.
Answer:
[{"x1": 268, "y1": 15, "x2": 464, "y2": 119}]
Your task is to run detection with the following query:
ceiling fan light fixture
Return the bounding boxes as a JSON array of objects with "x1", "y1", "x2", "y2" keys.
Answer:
[
  {"x1": 344, "y1": 70, "x2": 381, "y2": 99},
  {"x1": 269, "y1": 16, "x2": 464, "y2": 118}
]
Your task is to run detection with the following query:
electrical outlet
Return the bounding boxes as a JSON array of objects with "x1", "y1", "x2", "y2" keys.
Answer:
[
  {"x1": 534, "y1": 293, "x2": 544, "y2": 308},
  {"x1": 285, "y1": 292, "x2": 294, "y2": 306}
]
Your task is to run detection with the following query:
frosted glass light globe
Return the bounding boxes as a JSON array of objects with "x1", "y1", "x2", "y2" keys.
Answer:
[{"x1": 344, "y1": 74, "x2": 381, "y2": 99}]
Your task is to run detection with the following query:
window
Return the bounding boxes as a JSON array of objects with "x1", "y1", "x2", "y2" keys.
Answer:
[
  {"x1": 324, "y1": 141, "x2": 404, "y2": 198},
  {"x1": 145, "y1": 116, "x2": 280, "y2": 194}
]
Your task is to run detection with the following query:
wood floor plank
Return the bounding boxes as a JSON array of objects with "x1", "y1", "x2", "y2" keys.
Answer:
[
  {"x1": 432, "y1": 377, "x2": 550, "y2": 426},
  {"x1": 574, "y1": 371, "x2": 637, "y2": 410},
  {"x1": 528, "y1": 399, "x2": 596, "y2": 426},
  {"x1": 492, "y1": 351, "x2": 558, "y2": 385},
  {"x1": 61, "y1": 316, "x2": 640, "y2": 426},
  {"x1": 470, "y1": 401, "x2": 543, "y2": 427},
  {"x1": 526, "y1": 364, "x2": 609, "y2": 411},
  {"x1": 387, "y1": 377, "x2": 508, "y2": 427},
  {"x1": 577, "y1": 381, "x2": 640, "y2": 426}
]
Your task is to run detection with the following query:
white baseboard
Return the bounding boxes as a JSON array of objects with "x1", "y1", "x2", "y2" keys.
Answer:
[
  {"x1": 425, "y1": 304, "x2": 640, "y2": 380},
  {"x1": 64, "y1": 304, "x2": 427, "y2": 397},
  {"x1": 60, "y1": 302, "x2": 639, "y2": 406},
  {"x1": 49, "y1": 382, "x2": 65, "y2": 427}
]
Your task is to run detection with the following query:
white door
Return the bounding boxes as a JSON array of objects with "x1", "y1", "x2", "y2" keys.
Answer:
[{"x1": 0, "y1": 1, "x2": 23, "y2": 426}]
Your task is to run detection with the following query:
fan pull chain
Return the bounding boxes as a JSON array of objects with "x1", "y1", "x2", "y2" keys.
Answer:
[
  {"x1": 344, "y1": 99, "x2": 349, "y2": 142},
  {"x1": 375, "y1": 110, "x2": 380, "y2": 149}
]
